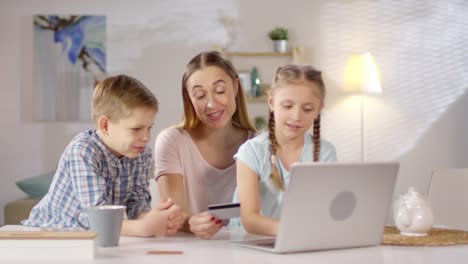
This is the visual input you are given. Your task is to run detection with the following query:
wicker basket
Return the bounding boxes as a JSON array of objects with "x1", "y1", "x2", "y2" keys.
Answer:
[{"x1": 383, "y1": 226, "x2": 468, "y2": 246}]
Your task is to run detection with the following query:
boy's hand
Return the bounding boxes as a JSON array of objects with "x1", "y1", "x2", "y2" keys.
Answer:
[
  {"x1": 188, "y1": 211, "x2": 223, "y2": 239},
  {"x1": 134, "y1": 198, "x2": 173, "y2": 237},
  {"x1": 166, "y1": 204, "x2": 184, "y2": 235},
  {"x1": 154, "y1": 198, "x2": 184, "y2": 236},
  {"x1": 138, "y1": 206, "x2": 171, "y2": 237}
]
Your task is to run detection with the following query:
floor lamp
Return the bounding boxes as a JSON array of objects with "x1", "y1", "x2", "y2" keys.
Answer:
[{"x1": 343, "y1": 52, "x2": 382, "y2": 161}]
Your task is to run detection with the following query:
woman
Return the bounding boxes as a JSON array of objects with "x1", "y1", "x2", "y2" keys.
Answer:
[{"x1": 154, "y1": 51, "x2": 256, "y2": 239}]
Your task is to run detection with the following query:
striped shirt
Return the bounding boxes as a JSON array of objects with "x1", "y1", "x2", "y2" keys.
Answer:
[{"x1": 21, "y1": 130, "x2": 152, "y2": 228}]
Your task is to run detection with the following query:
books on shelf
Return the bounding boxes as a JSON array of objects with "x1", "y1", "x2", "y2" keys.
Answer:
[{"x1": 0, "y1": 225, "x2": 96, "y2": 260}]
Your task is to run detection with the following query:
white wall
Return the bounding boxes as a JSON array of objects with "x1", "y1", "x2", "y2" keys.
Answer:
[{"x1": 1, "y1": 0, "x2": 467, "y2": 225}]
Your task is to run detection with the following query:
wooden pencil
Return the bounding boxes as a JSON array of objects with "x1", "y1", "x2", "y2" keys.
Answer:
[{"x1": 145, "y1": 250, "x2": 183, "y2": 255}]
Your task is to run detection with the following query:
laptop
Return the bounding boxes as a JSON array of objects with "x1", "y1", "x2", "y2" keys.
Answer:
[{"x1": 235, "y1": 162, "x2": 399, "y2": 253}]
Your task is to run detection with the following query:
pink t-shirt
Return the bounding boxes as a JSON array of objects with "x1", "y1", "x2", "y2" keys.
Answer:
[{"x1": 154, "y1": 127, "x2": 238, "y2": 214}]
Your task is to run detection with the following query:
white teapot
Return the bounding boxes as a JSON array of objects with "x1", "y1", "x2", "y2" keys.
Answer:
[{"x1": 393, "y1": 187, "x2": 434, "y2": 236}]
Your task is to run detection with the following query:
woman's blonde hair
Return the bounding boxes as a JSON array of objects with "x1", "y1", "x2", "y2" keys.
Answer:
[
  {"x1": 268, "y1": 65, "x2": 326, "y2": 191},
  {"x1": 92, "y1": 74, "x2": 158, "y2": 123},
  {"x1": 178, "y1": 51, "x2": 256, "y2": 132}
]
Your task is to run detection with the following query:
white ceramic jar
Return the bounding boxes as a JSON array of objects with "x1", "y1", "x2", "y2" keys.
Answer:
[{"x1": 393, "y1": 187, "x2": 434, "y2": 236}]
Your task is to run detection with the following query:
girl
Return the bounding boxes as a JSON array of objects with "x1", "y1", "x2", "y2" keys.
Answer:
[
  {"x1": 154, "y1": 51, "x2": 256, "y2": 239},
  {"x1": 235, "y1": 65, "x2": 337, "y2": 236}
]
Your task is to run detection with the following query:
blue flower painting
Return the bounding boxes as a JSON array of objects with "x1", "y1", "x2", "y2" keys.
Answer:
[
  {"x1": 33, "y1": 15, "x2": 106, "y2": 121},
  {"x1": 34, "y1": 15, "x2": 106, "y2": 76}
]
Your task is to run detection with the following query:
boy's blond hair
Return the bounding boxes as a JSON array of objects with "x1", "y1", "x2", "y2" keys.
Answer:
[{"x1": 91, "y1": 74, "x2": 158, "y2": 123}]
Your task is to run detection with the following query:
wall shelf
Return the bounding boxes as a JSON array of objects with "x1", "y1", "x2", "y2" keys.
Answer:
[
  {"x1": 213, "y1": 45, "x2": 303, "y2": 64},
  {"x1": 212, "y1": 44, "x2": 304, "y2": 104},
  {"x1": 246, "y1": 95, "x2": 268, "y2": 103},
  {"x1": 225, "y1": 51, "x2": 293, "y2": 57}
]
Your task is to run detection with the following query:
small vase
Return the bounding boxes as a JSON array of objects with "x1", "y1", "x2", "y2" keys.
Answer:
[
  {"x1": 273, "y1": 40, "x2": 288, "y2": 52},
  {"x1": 250, "y1": 67, "x2": 261, "y2": 97}
]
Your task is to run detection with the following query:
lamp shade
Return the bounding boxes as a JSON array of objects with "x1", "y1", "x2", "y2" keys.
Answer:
[{"x1": 343, "y1": 52, "x2": 382, "y2": 94}]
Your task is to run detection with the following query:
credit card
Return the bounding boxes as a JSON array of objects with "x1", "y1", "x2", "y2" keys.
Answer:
[{"x1": 208, "y1": 202, "x2": 240, "y2": 220}]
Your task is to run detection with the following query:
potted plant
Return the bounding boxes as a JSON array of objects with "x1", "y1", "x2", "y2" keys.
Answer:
[{"x1": 268, "y1": 27, "x2": 289, "y2": 52}]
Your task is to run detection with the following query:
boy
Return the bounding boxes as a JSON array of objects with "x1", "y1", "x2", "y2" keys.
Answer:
[{"x1": 22, "y1": 74, "x2": 183, "y2": 237}]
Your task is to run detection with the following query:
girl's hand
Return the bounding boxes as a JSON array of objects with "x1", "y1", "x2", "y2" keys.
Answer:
[{"x1": 188, "y1": 211, "x2": 223, "y2": 239}]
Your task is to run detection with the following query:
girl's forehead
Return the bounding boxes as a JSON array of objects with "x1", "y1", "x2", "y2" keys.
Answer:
[{"x1": 275, "y1": 82, "x2": 323, "y2": 99}]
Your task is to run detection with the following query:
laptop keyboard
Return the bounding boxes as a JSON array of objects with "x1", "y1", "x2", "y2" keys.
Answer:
[{"x1": 257, "y1": 242, "x2": 276, "y2": 248}]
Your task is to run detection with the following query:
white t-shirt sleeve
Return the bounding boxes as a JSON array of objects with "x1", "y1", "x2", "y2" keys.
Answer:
[
  {"x1": 320, "y1": 140, "x2": 338, "y2": 162},
  {"x1": 234, "y1": 140, "x2": 261, "y2": 175}
]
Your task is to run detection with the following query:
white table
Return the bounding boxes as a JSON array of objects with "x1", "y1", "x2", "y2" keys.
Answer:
[{"x1": 5, "y1": 226, "x2": 468, "y2": 264}]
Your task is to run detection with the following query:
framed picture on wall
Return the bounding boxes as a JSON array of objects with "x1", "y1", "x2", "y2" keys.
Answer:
[
  {"x1": 238, "y1": 71, "x2": 252, "y2": 97},
  {"x1": 33, "y1": 15, "x2": 107, "y2": 122}
]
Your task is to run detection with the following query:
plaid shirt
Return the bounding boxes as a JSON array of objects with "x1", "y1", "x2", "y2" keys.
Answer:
[{"x1": 22, "y1": 130, "x2": 152, "y2": 228}]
